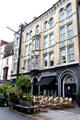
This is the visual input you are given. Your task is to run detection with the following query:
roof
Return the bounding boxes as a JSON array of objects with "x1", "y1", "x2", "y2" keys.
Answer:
[
  {"x1": 4, "y1": 41, "x2": 14, "y2": 58},
  {"x1": 0, "y1": 40, "x2": 8, "y2": 47}
]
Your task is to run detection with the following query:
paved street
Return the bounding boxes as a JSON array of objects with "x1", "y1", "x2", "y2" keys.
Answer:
[
  {"x1": 0, "y1": 107, "x2": 37, "y2": 120},
  {"x1": 40, "y1": 109, "x2": 80, "y2": 120}
]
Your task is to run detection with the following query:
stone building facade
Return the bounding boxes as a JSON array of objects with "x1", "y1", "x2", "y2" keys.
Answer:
[{"x1": 12, "y1": 0, "x2": 80, "y2": 99}]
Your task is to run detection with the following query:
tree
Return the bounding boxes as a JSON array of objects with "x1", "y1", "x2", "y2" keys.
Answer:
[
  {"x1": 16, "y1": 75, "x2": 31, "y2": 93},
  {"x1": 7, "y1": 86, "x2": 22, "y2": 102}
]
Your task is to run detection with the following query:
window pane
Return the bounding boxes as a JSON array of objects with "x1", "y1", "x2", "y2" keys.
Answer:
[
  {"x1": 36, "y1": 39, "x2": 39, "y2": 49},
  {"x1": 60, "y1": 9, "x2": 65, "y2": 21},
  {"x1": 36, "y1": 25, "x2": 39, "y2": 34},
  {"x1": 67, "y1": 24, "x2": 73, "y2": 37},
  {"x1": 50, "y1": 53, "x2": 54, "y2": 66},
  {"x1": 49, "y1": 18, "x2": 54, "y2": 28},
  {"x1": 25, "y1": 45, "x2": 28, "y2": 55},
  {"x1": 44, "y1": 21, "x2": 48, "y2": 31},
  {"x1": 44, "y1": 36, "x2": 48, "y2": 48},
  {"x1": 44, "y1": 55, "x2": 48, "y2": 67},
  {"x1": 29, "y1": 31, "x2": 32, "y2": 39},
  {"x1": 67, "y1": 4, "x2": 72, "y2": 16},
  {"x1": 60, "y1": 27, "x2": 65, "y2": 41},
  {"x1": 24, "y1": 60, "x2": 27, "y2": 70},
  {"x1": 32, "y1": 40, "x2": 35, "y2": 50},
  {"x1": 61, "y1": 49, "x2": 66, "y2": 63},
  {"x1": 29, "y1": 44, "x2": 32, "y2": 54},
  {"x1": 26, "y1": 33, "x2": 28, "y2": 40},
  {"x1": 36, "y1": 56, "x2": 39, "y2": 68},
  {"x1": 49, "y1": 33, "x2": 54, "y2": 46},
  {"x1": 68, "y1": 46, "x2": 74, "y2": 61},
  {"x1": 16, "y1": 37, "x2": 19, "y2": 45}
]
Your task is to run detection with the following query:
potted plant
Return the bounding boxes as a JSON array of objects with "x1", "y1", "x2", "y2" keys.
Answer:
[{"x1": 19, "y1": 93, "x2": 33, "y2": 107}]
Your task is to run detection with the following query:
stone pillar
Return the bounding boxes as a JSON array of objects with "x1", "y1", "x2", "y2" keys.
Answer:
[
  {"x1": 38, "y1": 85, "x2": 40, "y2": 96},
  {"x1": 31, "y1": 84, "x2": 33, "y2": 94}
]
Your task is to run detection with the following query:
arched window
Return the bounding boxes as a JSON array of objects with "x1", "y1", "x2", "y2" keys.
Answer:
[
  {"x1": 59, "y1": 8, "x2": 65, "y2": 21},
  {"x1": 26, "y1": 33, "x2": 28, "y2": 40},
  {"x1": 44, "y1": 21, "x2": 48, "y2": 31},
  {"x1": 49, "y1": 17, "x2": 54, "y2": 28},
  {"x1": 66, "y1": 3, "x2": 72, "y2": 16},
  {"x1": 29, "y1": 30, "x2": 32, "y2": 39},
  {"x1": 35, "y1": 25, "x2": 39, "y2": 34}
]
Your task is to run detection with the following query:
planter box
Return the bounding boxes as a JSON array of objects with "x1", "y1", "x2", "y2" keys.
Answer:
[{"x1": 19, "y1": 99, "x2": 32, "y2": 107}]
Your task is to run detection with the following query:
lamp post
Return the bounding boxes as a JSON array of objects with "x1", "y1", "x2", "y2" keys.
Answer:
[{"x1": 7, "y1": 24, "x2": 24, "y2": 79}]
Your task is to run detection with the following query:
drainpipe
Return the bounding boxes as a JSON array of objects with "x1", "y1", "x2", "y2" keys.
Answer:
[
  {"x1": 17, "y1": 24, "x2": 24, "y2": 78},
  {"x1": 76, "y1": 0, "x2": 80, "y2": 93}
]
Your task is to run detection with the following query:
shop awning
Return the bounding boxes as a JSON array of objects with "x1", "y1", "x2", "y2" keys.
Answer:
[{"x1": 37, "y1": 76, "x2": 56, "y2": 86}]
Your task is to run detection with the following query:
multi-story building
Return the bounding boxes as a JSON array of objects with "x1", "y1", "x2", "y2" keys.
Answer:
[
  {"x1": 0, "y1": 40, "x2": 8, "y2": 80},
  {"x1": 2, "y1": 42, "x2": 14, "y2": 80},
  {"x1": 12, "y1": 0, "x2": 80, "y2": 99}
]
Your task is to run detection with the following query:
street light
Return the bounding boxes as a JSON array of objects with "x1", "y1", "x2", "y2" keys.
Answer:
[{"x1": 7, "y1": 24, "x2": 24, "y2": 78}]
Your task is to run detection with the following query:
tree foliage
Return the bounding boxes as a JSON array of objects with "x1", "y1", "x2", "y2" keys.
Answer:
[{"x1": 16, "y1": 75, "x2": 31, "y2": 92}]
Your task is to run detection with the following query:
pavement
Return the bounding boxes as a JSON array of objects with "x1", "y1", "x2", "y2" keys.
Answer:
[
  {"x1": 0, "y1": 107, "x2": 37, "y2": 120},
  {"x1": 1, "y1": 106, "x2": 80, "y2": 120},
  {"x1": 39, "y1": 107, "x2": 80, "y2": 120}
]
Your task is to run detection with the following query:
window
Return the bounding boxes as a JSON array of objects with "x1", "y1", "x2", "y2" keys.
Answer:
[
  {"x1": 26, "y1": 33, "x2": 28, "y2": 40},
  {"x1": 25, "y1": 45, "x2": 28, "y2": 55},
  {"x1": 28, "y1": 59, "x2": 31, "y2": 70},
  {"x1": 32, "y1": 57, "x2": 35, "y2": 68},
  {"x1": 29, "y1": 44, "x2": 32, "y2": 54},
  {"x1": 24, "y1": 60, "x2": 27, "y2": 70},
  {"x1": 67, "y1": 24, "x2": 73, "y2": 37},
  {"x1": 44, "y1": 35, "x2": 48, "y2": 48},
  {"x1": 49, "y1": 17, "x2": 54, "y2": 28},
  {"x1": 36, "y1": 38, "x2": 39, "y2": 49},
  {"x1": 49, "y1": 53, "x2": 54, "y2": 66},
  {"x1": 60, "y1": 27, "x2": 65, "y2": 41},
  {"x1": 35, "y1": 25, "x2": 39, "y2": 34},
  {"x1": 32, "y1": 39, "x2": 35, "y2": 50},
  {"x1": 66, "y1": 4, "x2": 72, "y2": 16},
  {"x1": 44, "y1": 54, "x2": 48, "y2": 67},
  {"x1": 35, "y1": 56, "x2": 39, "y2": 68},
  {"x1": 68, "y1": 46, "x2": 74, "y2": 61},
  {"x1": 29, "y1": 30, "x2": 32, "y2": 39},
  {"x1": 44, "y1": 21, "x2": 48, "y2": 31},
  {"x1": 59, "y1": 8, "x2": 65, "y2": 21},
  {"x1": 16, "y1": 37, "x2": 19, "y2": 45},
  {"x1": 49, "y1": 33, "x2": 54, "y2": 46},
  {"x1": 15, "y1": 48, "x2": 18, "y2": 58},
  {"x1": 60, "y1": 49, "x2": 66, "y2": 63},
  {"x1": 14, "y1": 63, "x2": 17, "y2": 72}
]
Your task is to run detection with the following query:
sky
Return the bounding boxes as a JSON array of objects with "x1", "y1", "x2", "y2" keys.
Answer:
[{"x1": 0, "y1": 0, "x2": 58, "y2": 42}]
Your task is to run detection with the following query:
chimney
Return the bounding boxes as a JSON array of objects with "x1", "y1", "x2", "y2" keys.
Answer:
[{"x1": 33, "y1": 16, "x2": 37, "y2": 20}]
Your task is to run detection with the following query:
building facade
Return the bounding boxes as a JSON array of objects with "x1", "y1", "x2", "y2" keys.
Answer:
[
  {"x1": 0, "y1": 40, "x2": 8, "y2": 80},
  {"x1": 12, "y1": 0, "x2": 80, "y2": 99},
  {"x1": 0, "y1": 41, "x2": 14, "y2": 81}
]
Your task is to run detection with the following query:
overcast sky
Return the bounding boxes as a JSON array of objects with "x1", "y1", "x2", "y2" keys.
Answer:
[{"x1": 0, "y1": 0, "x2": 58, "y2": 42}]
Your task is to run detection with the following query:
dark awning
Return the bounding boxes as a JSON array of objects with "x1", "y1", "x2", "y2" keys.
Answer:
[{"x1": 37, "y1": 76, "x2": 56, "y2": 86}]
